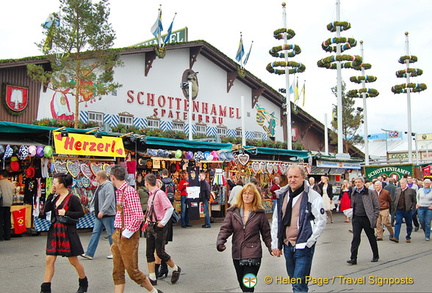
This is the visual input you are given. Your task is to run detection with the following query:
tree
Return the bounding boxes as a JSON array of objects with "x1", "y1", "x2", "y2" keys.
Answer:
[
  {"x1": 27, "y1": 0, "x2": 122, "y2": 128},
  {"x1": 330, "y1": 80, "x2": 364, "y2": 153}
]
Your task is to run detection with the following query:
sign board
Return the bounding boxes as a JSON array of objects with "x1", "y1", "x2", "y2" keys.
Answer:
[
  {"x1": 417, "y1": 133, "x2": 432, "y2": 141},
  {"x1": 317, "y1": 160, "x2": 361, "y2": 170},
  {"x1": 133, "y1": 27, "x2": 188, "y2": 47},
  {"x1": 364, "y1": 164, "x2": 413, "y2": 181},
  {"x1": 54, "y1": 132, "x2": 126, "y2": 157}
]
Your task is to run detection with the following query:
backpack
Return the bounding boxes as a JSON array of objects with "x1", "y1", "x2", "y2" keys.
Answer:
[{"x1": 164, "y1": 181, "x2": 176, "y2": 200}]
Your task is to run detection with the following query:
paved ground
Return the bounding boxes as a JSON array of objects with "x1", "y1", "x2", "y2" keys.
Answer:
[{"x1": 0, "y1": 212, "x2": 431, "y2": 292}]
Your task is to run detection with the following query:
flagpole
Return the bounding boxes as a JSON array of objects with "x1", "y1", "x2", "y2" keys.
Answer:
[
  {"x1": 188, "y1": 80, "x2": 193, "y2": 141},
  {"x1": 282, "y1": 3, "x2": 292, "y2": 150},
  {"x1": 324, "y1": 113, "x2": 329, "y2": 155},
  {"x1": 241, "y1": 96, "x2": 246, "y2": 146}
]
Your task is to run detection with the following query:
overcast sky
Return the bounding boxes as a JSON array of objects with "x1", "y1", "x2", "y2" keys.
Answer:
[{"x1": 2, "y1": 0, "x2": 431, "y2": 137}]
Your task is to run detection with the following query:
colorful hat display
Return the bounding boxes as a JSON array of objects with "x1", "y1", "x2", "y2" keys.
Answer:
[
  {"x1": 175, "y1": 149, "x2": 182, "y2": 158},
  {"x1": 25, "y1": 166, "x2": 36, "y2": 178},
  {"x1": 36, "y1": 145, "x2": 45, "y2": 158},
  {"x1": 3, "y1": 145, "x2": 13, "y2": 159},
  {"x1": 18, "y1": 145, "x2": 29, "y2": 160},
  {"x1": 10, "y1": 160, "x2": 20, "y2": 172},
  {"x1": 43, "y1": 145, "x2": 53, "y2": 158},
  {"x1": 28, "y1": 145, "x2": 37, "y2": 157}
]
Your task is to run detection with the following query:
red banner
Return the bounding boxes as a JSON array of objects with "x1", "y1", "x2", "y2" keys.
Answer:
[
  {"x1": 424, "y1": 166, "x2": 431, "y2": 176},
  {"x1": 12, "y1": 208, "x2": 27, "y2": 234}
]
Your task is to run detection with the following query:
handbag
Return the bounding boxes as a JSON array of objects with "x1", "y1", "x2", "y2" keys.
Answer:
[
  {"x1": 57, "y1": 215, "x2": 79, "y2": 224},
  {"x1": 56, "y1": 193, "x2": 80, "y2": 225},
  {"x1": 171, "y1": 210, "x2": 181, "y2": 223}
]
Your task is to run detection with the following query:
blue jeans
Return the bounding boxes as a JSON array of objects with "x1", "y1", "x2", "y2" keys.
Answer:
[
  {"x1": 181, "y1": 196, "x2": 189, "y2": 226},
  {"x1": 394, "y1": 210, "x2": 413, "y2": 240},
  {"x1": 86, "y1": 216, "x2": 115, "y2": 257},
  {"x1": 417, "y1": 207, "x2": 432, "y2": 239},
  {"x1": 203, "y1": 200, "x2": 211, "y2": 227},
  {"x1": 284, "y1": 244, "x2": 315, "y2": 292}
]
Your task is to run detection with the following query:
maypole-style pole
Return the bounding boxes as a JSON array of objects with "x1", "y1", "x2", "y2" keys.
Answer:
[
  {"x1": 360, "y1": 42, "x2": 369, "y2": 165},
  {"x1": 391, "y1": 32, "x2": 427, "y2": 164},
  {"x1": 324, "y1": 113, "x2": 329, "y2": 155},
  {"x1": 282, "y1": 3, "x2": 292, "y2": 150},
  {"x1": 241, "y1": 95, "x2": 246, "y2": 147},
  {"x1": 335, "y1": 0, "x2": 343, "y2": 154},
  {"x1": 405, "y1": 32, "x2": 413, "y2": 163},
  {"x1": 346, "y1": 40, "x2": 378, "y2": 165},
  {"x1": 266, "y1": 2, "x2": 305, "y2": 150}
]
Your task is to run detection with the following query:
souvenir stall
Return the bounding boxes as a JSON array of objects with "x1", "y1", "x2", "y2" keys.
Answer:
[
  {"x1": 226, "y1": 147, "x2": 310, "y2": 213},
  {"x1": 125, "y1": 136, "x2": 234, "y2": 219},
  {"x1": 33, "y1": 129, "x2": 126, "y2": 232}
]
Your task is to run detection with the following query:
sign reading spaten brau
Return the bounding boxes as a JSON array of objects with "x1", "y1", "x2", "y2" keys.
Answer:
[
  {"x1": 54, "y1": 132, "x2": 126, "y2": 157},
  {"x1": 364, "y1": 164, "x2": 413, "y2": 181}
]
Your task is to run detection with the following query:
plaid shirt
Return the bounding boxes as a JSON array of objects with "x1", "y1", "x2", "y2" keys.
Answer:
[{"x1": 114, "y1": 182, "x2": 144, "y2": 232}]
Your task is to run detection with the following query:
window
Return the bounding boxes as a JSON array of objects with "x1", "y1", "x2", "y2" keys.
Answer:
[
  {"x1": 88, "y1": 111, "x2": 104, "y2": 125},
  {"x1": 236, "y1": 128, "x2": 242, "y2": 138},
  {"x1": 196, "y1": 124, "x2": 206, "y2": 135},
  {"x1": 253, "y1": 131, "x2": 263, "y2": 140},
  {"x1": 217, "y1": 126, "x2": 227, "y2": 137},
  {"x1": 119, "y1": 115, "x2": 134, "y2": 126},
  {"x1": 173, "y1": 121, "x2": 184, "y2": 131},
  {"x1": 147, "y1": 119, "x2": 160, "y2": 129}
]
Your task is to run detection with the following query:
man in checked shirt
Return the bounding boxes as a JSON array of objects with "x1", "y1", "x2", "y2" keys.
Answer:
[{"x1": 110, "y1": 165, "x2": 162, "y2": 293}]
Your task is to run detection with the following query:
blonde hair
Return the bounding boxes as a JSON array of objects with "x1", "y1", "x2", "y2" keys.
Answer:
[
  {"x1": 342, "y1": 180, "x2": 350, "y2": 190},
  {"x1": 234, "y1": 182, "x2": 264, "y2": 212}
]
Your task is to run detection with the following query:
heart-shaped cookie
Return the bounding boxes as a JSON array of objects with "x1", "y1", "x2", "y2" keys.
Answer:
[
  {"x1": 237, "y1": 154, "x2": 249, "y2": 166},
  {"x1": 103, "y1": 163, "x2": 113, "y2": 176},
  {"x1": 54, "y1": 161, "x2": 67, "y2": 174},
  {"x1": 90, "y1": 162, "x2": 102, "y2": 176},
  {"x1": 66, "y1": 160, "x2": 81, "y2": 177},
  {"x1": 266, "y1": 162, "x2": 274, "y2": 174},
  {"x1": 80, "y1": 163, "x2": 92, "y2": 178},
  {"x1": 260, "y1": 161, "x2": 267, "y2": 172},
  {"x1": 279, "y1": 163, "x2": 289, "y2": 174},
  {"x1": 251, "y1": 162, "x2": 260, "y2": 173}
]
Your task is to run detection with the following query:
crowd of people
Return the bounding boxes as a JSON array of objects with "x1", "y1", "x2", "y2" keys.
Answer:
[{"x1": 2, "y1": 161, "x2": 430, "y2": 293}]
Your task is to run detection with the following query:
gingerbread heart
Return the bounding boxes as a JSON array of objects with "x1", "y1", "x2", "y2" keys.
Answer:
[
  {"x1": 251, "y1": 162, "x2": 260, "y2": 173},
  {"x1": 237, "y1": 154, "x2": 249, "y2": 166},
  {"x1": 90, "y1": 162, "x2": 102, "y2": 176},
  {"x1": 260, "y1": 162, "x2": 267, "y2": 172},
  {"x1": 279, "y1": 163, "x2": 289, "y2": 174},
  {"x1": 80, "y1": 163, "x2": 92, "y2": 178},
  {"x1": 54, "y1": 161, "x2": 67, "y2": 174},
  {"x1": 103, "y1": 163, "x2": 113, "y2": 176},
  {"x1": 66, "y1": 160, "x2": 81, "y2": 178},
  {"x1": 266, "y1": 162, "x2": 274, "y2": 174}
]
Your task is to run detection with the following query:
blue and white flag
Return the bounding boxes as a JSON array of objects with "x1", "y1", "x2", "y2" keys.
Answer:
[
  {"x1": 151, "y1": 7, "x2": 163, "y2": 39},
  {"x1": 243, "y1": 41, "x2": 253, "y2": 66},
  {"x1": 235, "y1": 34, "x2": 244, "y2": 62},
  {"x1": 163, "y1": 13, "x2": 177, "y2": 45}
]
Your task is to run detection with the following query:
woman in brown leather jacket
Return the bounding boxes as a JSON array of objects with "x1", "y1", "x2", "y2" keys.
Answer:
[{"x1": 217, "y1": 183, "x2": 272, "y2": 292}]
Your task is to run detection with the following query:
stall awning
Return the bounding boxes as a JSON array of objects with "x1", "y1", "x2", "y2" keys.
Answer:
[
  {"x1": 247, "y1": 147, "x2": 310, "y2": 159},
  {"x1": 0, "y1": 121, "x2": 111, "y2": 135},
  {"x1": 145, "y1": 136, "x2": 232, "y2": 150},
  {"x1": 310, "y1": 166, "x2": 330, "y2": 175}
]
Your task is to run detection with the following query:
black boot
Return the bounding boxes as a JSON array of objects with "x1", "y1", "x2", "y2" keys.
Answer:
[
  {"x1": 40, "y1": 282, "x2": 51, "y2": 293},
  {"x1": 76, "y1": 276, "x2": 88, "y2": 293},
  {"x1": 157, "y1": 261, "x2": 169, "y2": 279},
  {"x1": 155, "y1": 263, "x2": 160, "y2": 279}
]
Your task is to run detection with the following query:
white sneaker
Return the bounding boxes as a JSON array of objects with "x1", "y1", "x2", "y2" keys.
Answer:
[
  {"x1": 107, "y1": 254, "x2": 113, "y2": 259},
  {"x1": 80, "y1": 254, "x2": 93, "y2": 260}
]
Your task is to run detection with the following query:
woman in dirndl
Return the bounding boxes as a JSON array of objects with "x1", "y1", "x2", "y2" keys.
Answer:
[
  {"x1": 339, "y1": 180, "x2": 352, "y2": 222},
  {"x1": 318, "y1": 176, "x2": 335, "y2": 223},
  {"x1": 40, "y1": 173, "x2": 88, "y2": 293}
]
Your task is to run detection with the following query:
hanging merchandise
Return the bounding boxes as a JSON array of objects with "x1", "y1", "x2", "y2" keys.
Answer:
[
  {"x1": 17, "y1": 145, "x2": 29, "y2": 160},
  {"x1": 212, "y1": 168, "x2": 226, "y2": 185},
  {"x1": 12, "y1": 208, "x2": 27, "y2": 234}
]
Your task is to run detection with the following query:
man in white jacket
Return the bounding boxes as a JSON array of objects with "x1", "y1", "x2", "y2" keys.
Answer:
[{"x1": 271, "y1": 165, "x2": 326, "y2": 292}]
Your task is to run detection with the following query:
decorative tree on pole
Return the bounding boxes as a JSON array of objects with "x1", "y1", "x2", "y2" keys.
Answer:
[
  {"x1": 346, "y1": 41, "x2": 379, "y2": 165},
  {"x1": 317, "y1": 0, "x2": 362, "y2": 155},
  {"x1": 391, "y1": 32, "x2": 427, "y2": 163},
  {"x1": 27, "y1": 0, "x2": 122, "y2": 129},
  {"x1": 266, "y1": 2, "x2": 305, "y2": 150}
]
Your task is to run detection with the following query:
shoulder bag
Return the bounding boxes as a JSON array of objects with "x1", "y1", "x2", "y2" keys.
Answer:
[{"x1": 57, "y1": 194, "x2": 79, "y2": 225}]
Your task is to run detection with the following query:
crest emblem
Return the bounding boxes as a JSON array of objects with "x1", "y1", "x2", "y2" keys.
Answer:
[{"x1": 3, "y1": 84, "x2": 28, "y2": 114}]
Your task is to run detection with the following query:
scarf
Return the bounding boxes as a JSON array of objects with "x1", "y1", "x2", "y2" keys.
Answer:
[
  {"x1": 282, "y1": 184, "x2": 305, "y2": 227},
  {"x1": 424, "y1": 188, "x2": 432, "y2": 194}
]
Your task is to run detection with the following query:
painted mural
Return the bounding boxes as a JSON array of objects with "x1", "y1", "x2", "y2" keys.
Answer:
[{"x1": 255, "y1": 104, "x2": 277, "y2": 138}]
